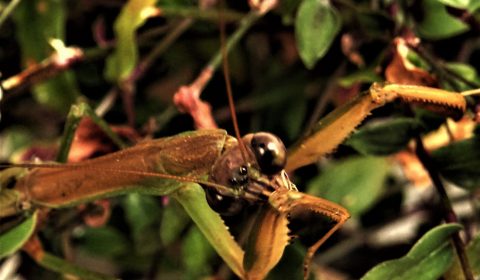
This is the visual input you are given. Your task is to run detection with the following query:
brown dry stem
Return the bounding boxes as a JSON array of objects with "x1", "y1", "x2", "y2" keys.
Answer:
[
  {"x1": 173, "y1": 67, "x2": 218, "y2": 129},
  {"x1": 1, "y1": 46, "x2": 83, "y2": 93}
]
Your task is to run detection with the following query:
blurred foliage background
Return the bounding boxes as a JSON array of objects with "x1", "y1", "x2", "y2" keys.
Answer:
[{"x1": 0, "y1": 0, "x2": 479, "y2": 279}]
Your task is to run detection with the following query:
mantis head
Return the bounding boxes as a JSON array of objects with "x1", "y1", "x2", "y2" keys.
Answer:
[{"x1": 208, "y1": 132, "x2": 296, "y2": 215}]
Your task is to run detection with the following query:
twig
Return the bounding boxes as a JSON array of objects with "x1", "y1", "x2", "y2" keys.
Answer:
[
  {"x1": 1, "y1": 45, "x2": 83, "y2": 93},
  {"x1": 95, "y1": 88, "x2": 118, "y2": 117},
  {"x1": 303, "y1": 62, "x2": 347, "y2": 137},
  {"x1": 132, "y1": 19, "x2": 194, "y2": 82},
  {"x1": 118, "y1": 18, "x2": 194, "y2": 126},
  {"x1": 159, "y1": 6, "x2": 244, "y2": 22},
  {"x1": 407, "y1": 43, "x2": 480, "y2": 89},
  {"x1": 173, "y1": 9, "x2": 265, "y2": 129},
  {"x1": 206, "y1": 10, "x2": 262, "y2": 73},
  {"x1": 173, "y1": 67, "x2": 218, "y2": 129},
  {"x1": 0, "y1": 0, "x2": 21, "y2": 28},
  {"x1": 445, "y1": 6, "x2": 480, "y2": 33},
  {"x1": 414, "y1": 136, "x2": 474, "y2": 280},
  {"x1": 0, "y1": 7, "x2": 240, "y2": 99}
]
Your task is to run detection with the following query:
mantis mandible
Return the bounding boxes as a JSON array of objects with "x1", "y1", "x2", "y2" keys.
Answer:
[{"x1": 0, "y1": 2, "x2": 474, "y2": 280}]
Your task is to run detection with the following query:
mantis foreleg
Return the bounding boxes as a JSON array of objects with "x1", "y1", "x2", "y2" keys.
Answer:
[
  {"x1": 287, "y1": 83, "x2": 467, "y2": 171},
  {"x1": 173, "y1": 183, "x2": 245, "y2": 278},
  {"x1": 268, "y1": 188, "x2": 350, "y2": 279},
  {"x1": 243, "y1": 205, "x2": 289, "y2": 280}
]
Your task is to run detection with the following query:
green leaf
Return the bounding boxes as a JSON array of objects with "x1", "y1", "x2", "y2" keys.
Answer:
[
  {"x1": 438, "y1": 0, "x2": 470, "y2": 8},
  {"x1": 355, "y1": 12, "x2": 393, "y2": 38},
  {"x1": 0, "y1": 212, "x2": 37, "y2": 258},
  {"x1": 307, "y1": 156, "x2": 389, "y2": 217},
  {"x1": 361, "y1": 223, "x2": 462, "y2": 280},
  {"x1": 160, "y1": 199, "x2": 190, "y2": 246},
  {"x1": 416, "y1": 0, "x2": 469, "y2": 40},
  {"x1": 267, "y1": 242, "x2": 308, "y2": 280},
  {"x1": 277, "y1": 0, "x2": 301, "y2": 25},
  {"x1": 432, "y1": 136, "x2": 480, "y2": 190},
  {"x1": 444, "y1": 63, "x2": 480, "y2": 91},
  {"x1": 123, "y1": 193, "x2": 161, "y2": 254},
  {"x1": 0, "y1": 188, "x2": 20, "y2": 223},
  {"x1": 345, "y1": 118, "x2": 421, "y2": 156},
  {"x1": 12, "y1": 0, "x2": 79, "y2": 113},
  {"x1": 38, "y1": 252, "x2": 116, "y2": 280},
  {"x1": 295, "y1": 0, "x2": 341, "y2": 69},
  {"x1": 414, "y1": 108, "x2": 448, "y2": 133},
  {"x1": 33, "y1": 74, "x2": 81, "y2": 114},
  {"x1": 123, "y1": 193, "x2": 160, "y2": 235},
  {"x1": 75, "y1": 226, "x2": 129, "y2": 258},
  {"x1": 445, "y1": 233, "x2": 480, "y2": 278},
  {"x1": 258, "y1": 73, "x2": 307, "y2": 140},
  {"x1": 338, "y1": 69, "x2": 381, "y2": 88},
  {"x1": 438, "y1": 0, "x2": 480, "y2": 10},
  {"x1": 284, "y1": 97, "x2": 307, "y2": 141},
  {"x1": 182, "y1": 226, "x2": 215, "y2": 279},
  {"x1": 445, "y1": 63, "x2": 478, "y2": 81},
  {"x1": 0, "y1": 127, "x2": 33, "y2": 158},
  {"x1": 105, "y1": 0, "x2": 157, "y2": 82},
  {"x1": 467, "y1": 234, "x2": 480, "y2": 276},
  {"x1": 173, "y1": 183, "x2": 244, "y2": 277}
]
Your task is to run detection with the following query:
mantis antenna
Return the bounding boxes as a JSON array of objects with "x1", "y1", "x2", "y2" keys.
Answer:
[
  {"x1": 0, "y1": 163, "x2": 253, "y2": 200},
  {"x1": 219, "y1": 1, "x2": 248, "y2": 163}
]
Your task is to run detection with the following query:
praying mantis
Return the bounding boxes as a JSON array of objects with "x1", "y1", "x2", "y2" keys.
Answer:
[
  {"x1": 0, "y1": 83, "x2": 471, "y2": 279},
  {"x1": 0, "y1": 1, "x2": 477, "y2": 280}
]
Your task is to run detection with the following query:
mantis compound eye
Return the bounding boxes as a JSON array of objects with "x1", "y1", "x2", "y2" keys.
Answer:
[
  {"x1": 205, "y1": 189, "x2": 245, "y2": 216},
  {"x1": 229, "y1": 165, "x2": 249, "y2": 186},
  {"x1": 250, "y1": 132, "x2": 287, "y2": 175}
]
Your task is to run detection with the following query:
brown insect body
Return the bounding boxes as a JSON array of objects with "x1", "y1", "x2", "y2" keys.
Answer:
[
  {"x1": 7, "y1": 81, "x2": 469, "y2": 279},
  {"x1": 211, "y1": 132, "x2": 349, "y2": 279},
  {"x1": 15, "y1": 130, "x2": 232, "y2": 208},
  {"x1": 210, "y1": 133, "x2": 295, "y2": 203},
  {"x1": 10, "y1": 127, "x2": 314, "y2": 279}
]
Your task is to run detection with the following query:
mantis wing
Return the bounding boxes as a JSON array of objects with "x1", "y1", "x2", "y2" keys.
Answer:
[
  {"x1": 15, "y1": 129, "x2": 230, "y2": 207},
  {"x1": 4, "y1": 129, "x2": 247, "y2": 278}
]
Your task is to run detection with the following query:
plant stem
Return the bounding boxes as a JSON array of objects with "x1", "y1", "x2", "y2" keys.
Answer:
[
  {"x1": 56, "y1": 102, "x2": 127, "y2": 162},
  {"x1": 133, "y1": 18, "x2": 194, "y2": 81},
  {"x1": 414, "y1": 136, "x2": 474, "y2": 280},
  {"x1": 408, "y1": 44, "x2": 480, "y2": 89},
  {"x1": 159, "y1": 6, "x2": 243, "y2": 22},
  {"x1": 172, "y1": 8, "x2": 266, "y2": 129},
  {"x1": 303, "y1": 61, "x2": 346, "y2": 138},
  {"x1": 23, "y1": 236, "x2": 115, "y2": 280},
  {"x1": 0, "y1": 0, "x2": 21, "y2": 28},
  {"x1": 207, "y1": 10, "x2": 262, "y2": 73}
]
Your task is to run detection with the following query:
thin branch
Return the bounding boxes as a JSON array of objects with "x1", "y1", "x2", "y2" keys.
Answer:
[
  {"x1": 0, "y1": 7, "x2": 240, "y2": 98},
  {"x1": 206, "y1": 10, "x2": 262, "y2": 74},
  {"x1": 303, "y1": 62, "x2": 347, "y2": 138},
  {"x1": 119, "y1": 18, "x2": 194, "y2": 126},
  {"x1": 132, "y1": 19, "x2": 193, "y2": 82},
  {"x1": 159, "y1": 6, "x2": 244, "y2": 22},
  {"x1": 0, "y1": 0, "x2": 21, "y2": 28},
  {"x1": 173, "y1": 9, "x2": 265, "y2": 129},
  {"x1": 445, "y1": 6, "x2": 480, "y2": 34},
  {"x1": 414, "y1": 136, "x2": 474, "y2": 280},
  {"x1": 407, "y1": 43, "x2": 480, "y2": 89},
  {"x1": 1, "y1": 46, "x2": 83, "y2": 93}
]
